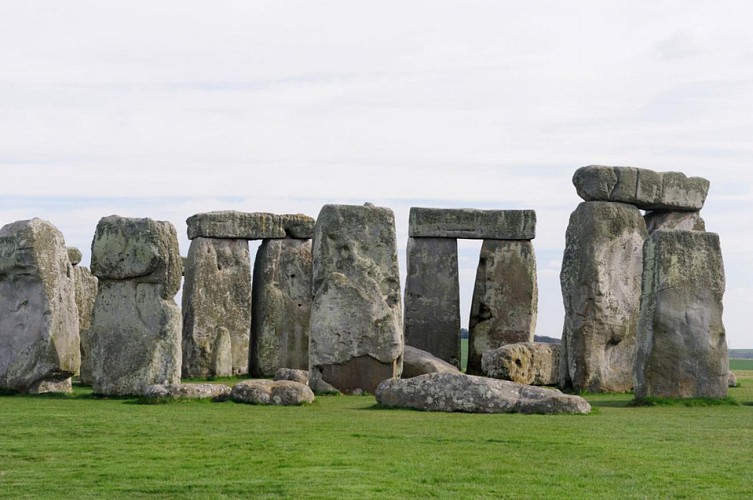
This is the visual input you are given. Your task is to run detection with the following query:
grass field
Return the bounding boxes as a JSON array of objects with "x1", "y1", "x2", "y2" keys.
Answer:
[{"x1": 1, "y1": 370, "x2": 752, "y2": 498}]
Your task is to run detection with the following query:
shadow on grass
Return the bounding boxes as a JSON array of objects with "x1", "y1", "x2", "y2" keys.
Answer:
[{"x1": 629, "y1": 396, "x2": 740, "y2": 407}]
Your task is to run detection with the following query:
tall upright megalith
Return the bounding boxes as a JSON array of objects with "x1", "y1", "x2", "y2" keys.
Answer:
[
  {"x1": 0, "y1": 219, "x2": 80, "y2": 393},
  {"x1": 68, "y1": 247, "x2": 98, "y2": 386},
  {"x1": 634, "y1": 230, "x2": 727, "y2": 399},
  {"x1": 181, "y1": 237, "x2": 251, "y2": 377},
  {"x1": 250, "y1": 238, "x2": 312, "y2": 377},
  {"x1": 467, "y1": 240, "x2": 538, "y2": 374},
  {"x1": 88, "y1": 216, "x2": 182, "y2": 396},
  {"x1": 559, "y1": 201, "x2": 647, "y2": 392},
  {"x1": 310, "y1": 203, "x2": 403, "y2": 393}
]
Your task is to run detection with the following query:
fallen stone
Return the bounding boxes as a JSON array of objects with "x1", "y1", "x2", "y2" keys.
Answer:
[
  {"x1": 74, "y1": 265, "x2": 98, "y2": 385},
  {"x1": 144, "y1": 383, "x2": 231, "y2": 401},
  {"x1": 375, "y1": 372, "x2": 591, "y2": 414},
  {"x1": 250, "y1": 238, "x2": 311, "y2": 377},
  {"x1": 467, "y1": 240, "x2": 538, "y2": 374},
  {"x1": 310, "y1": 204, "x2": 403, "y2": 394},
  {"x1": 0, "y1": 218, "x2": 80, "y2": 393},
  {"x1": 274, "y1": 368, "x2": 309, "y2": 385},
  {"x1": 230, "y1": 379, "x2": 315, "y2": 405},
  {"x1": 181, "y1": 237, "x2": 251, "y2": 378},
  {"x1": 573, "y1": 166, "x2": 710, "y2": 211},
  {"x1": 728, "y1": 371, "x2": 737, "y2": 388},
  {"x1": 404, "y1": 237, "x2": 460, "y2": 366},
  {"x1": 186, "y1": 211, "x2": 315, "y2": 240},
  {"x1": 560, "y1": 202, "x2": 647, "y2": 393},
  {"x1": 67, "y1": 247, "x2": 82, "y2": 266},
  {"x1": 634, "y1": 230, "x2": 727, "y2": 399},
  {"x1": 482, "y1": 343, "x2": 559, "y2": 385},
  {"x1": 402, "y1": 346, "x2": 460, "y2": 378},
  {"x1": 644, "y1": 210, "x2": 706, "y2": 234},
  {"x1": 28, "y1": 378, "x2": 73, "y2": 394},
  {"x1": 409, "y1": 208, "x2": 536, "y2": 240}
]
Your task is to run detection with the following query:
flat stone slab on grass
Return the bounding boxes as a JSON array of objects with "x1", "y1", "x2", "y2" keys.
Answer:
[
  {"x1": 409, "y1": 208, "x2": 536, "y2": 240},
  {"x1": 402, "y1": 346, "x2": 460, "y2": 378},
  {"x1": 144, "y1": 383, "x2": 231, "y2": 401},
  {"x1": 573, "y1": 166, "x2": 710, "y2": 211},
  {"x1": 187, "y1": 211, "x2": 315, "y2": 240},
  {"x1": 231, "y1": 379, "x2": 315, "y2": 405},
  {"x1": 375, "y1": 372, "x2": 591, "y2": 414}
]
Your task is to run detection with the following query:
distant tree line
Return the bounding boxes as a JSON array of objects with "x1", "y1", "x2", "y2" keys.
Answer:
[{"x1": 459, "y1": 328, "x2": 560, "y2": 344}]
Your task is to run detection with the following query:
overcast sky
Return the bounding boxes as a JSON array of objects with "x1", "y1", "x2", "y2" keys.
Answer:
[{"x1": 2, "y1": 2, "x2": 752, "y2": 347}]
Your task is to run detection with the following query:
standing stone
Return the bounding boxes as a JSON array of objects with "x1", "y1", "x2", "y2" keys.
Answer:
[
  {"x1": 467, "y1": 240, "x2": 538, "y2": 374},
  {"x1": 310, "y1": 204, "x2": 403, "y2": 394},
  {"x1": 182, "y1": 237, "x2": 251, "y2": 377},
  {"x1": 634, "y1": 231, "x2": 727, "y2": 399},
  {"x1": 0, "y1": 219, "x2": 79, "y2": 393},
  {"x1": 559, "y1": 202, "x2": 647, "y2": 393},
  {"x1": 644, "y1": 211, "x2": 705, "y2": 234},
  {"x1": 88, "y1": 216, "x2": 182, "y2": 396},
  {"x1": 404, "y1": 237, "x2": 460, "y2": 366},
  {"x1": 250, "y1": 238, "x2": 312, "y2": 377},
  {"x1": 74, "y1": 264, "x2": 99, "y2": 385}
]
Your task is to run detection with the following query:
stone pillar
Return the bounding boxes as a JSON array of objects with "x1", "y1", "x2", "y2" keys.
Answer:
[
  {"x1": 310, "y1": 204, "x2": 403, "y2": 394},
  {"x1": 404, "y1": 237, "x2": 460, "y2": 366},
  {"x1": 559, "y1": 201, "x2": 647, "y2": 393},
  {"x1": 250, "y1": 238, "x2": 312, "y2": 377},
  {"x1": 88, "y1": 216, "x2": 182, "y2": 396},
  {"x1": 0, "y1": 219, "x2": 79, "y2": 393},
  {"x1": 68, "y1": 247, "x2": 99, "y2": 386},
  {"x1": 634, "y1": 230, "x2": 727, "y2": 399},
  {"x1": 181, "y1": 237, "x2": 251, "y2": 378},
  {"x1": 467, "y1": 240, "x2": 537, "y2": 374}
]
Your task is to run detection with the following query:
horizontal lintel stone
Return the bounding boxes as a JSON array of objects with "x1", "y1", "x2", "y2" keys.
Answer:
[
  {"x1": 408, "y1": 208, "x2": 536, "y2": 240},
  {"x1": 187, "y1": 211, "x2": 315, "y2": 240}
]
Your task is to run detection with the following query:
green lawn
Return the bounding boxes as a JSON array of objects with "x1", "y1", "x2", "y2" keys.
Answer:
[{"x1": 1, "y1": 371, "x2": 752, "y2": 498}]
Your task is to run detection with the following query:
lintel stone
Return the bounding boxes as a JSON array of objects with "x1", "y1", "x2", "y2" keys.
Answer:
[
  {"x1": 408, "y1": 208, "x2": 536, "y2": 240},
  {"x1": 187, "y1": 211, "x2": 315, "y2": 240}
]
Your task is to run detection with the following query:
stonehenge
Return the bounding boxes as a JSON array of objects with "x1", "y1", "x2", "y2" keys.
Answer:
[{"x1": 0, "y1": 165, "x2": 731, "y2": 405}]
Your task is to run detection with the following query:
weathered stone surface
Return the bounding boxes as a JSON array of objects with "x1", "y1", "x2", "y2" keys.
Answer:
[
  {"x1": 644, "y1": 210, "x2": 705, "y2": 234},
  {"x1": 482, "y1": 342, "x2": 559, "y2": 385},
  {"x1": 230, "y1": 379, "x2": 315, "y2": 405},
  {"x1": 468, "y1": 240, "x2": 538, "y2": 374},
  {"x1": 375, "y1": 372, "x2": 591, "y2": 414},
  {"x1": 409, "y1": 208, "x2": 536, "y2": 240},
  {"x1": 182, "y1": 237, "x2": 251, "y2": 378},
  {"x1": 573, "y1": 166, "x2": 710, "y2": 211},
  {"x1": 91, "y1": 215, "x2": 182, "y2": 298},
  {"x1": 89, "y1": 216, "x2": 182, "y2": 396},
  {"x1": 74, "y1": 265, "x2": 98, "y2": 385},
  {"x1": 28, "y1": 377, "x2": 73, "y2": 394},
  {"x1": 634, "y1": 231, "x2": 727, "y2": 399},
  {"x1": 404, "y1": 238, "x2": 460, "y2": 366},
  {"x1": 0, "y1": 219, "x2": 79, "y2": 393},
  {"x1": 728, "y1": 371, "x2": 738, "y2": 388},
  {"x1": 67, "y1": 246, "x2": 82, "y2": 265},
  {"x1": 559, "y1": 202, "x2": 647, "y2": 393},
  {"x1": 250, "y1": 238, "x2": 311, "y2": 377},
  {"x1": 144, "y1": 383, "x2": 231, "y2": 401},
  {"x1": 187, "y1": 211, "x2": 315, "y2": 240},
  {"x1": 274, "y1": 368, "x2": 309, "y2": 385},
  {"x1": 402, "y1": 346, "x2": 460, "y2": 378},
  {"x1": 310, "y1": 204, "x2": 403, "y2": 394}
]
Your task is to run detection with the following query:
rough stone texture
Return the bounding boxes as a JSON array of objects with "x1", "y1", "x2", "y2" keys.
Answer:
[
  {"x1": 0, "y1": 219, "x2": 80, "y2": 393},
  {"x1": 187, "y1": 211, "x2": 315, "y2": 240},
  {"x1": 467, "y1": 240, "x2": 538, "y2": 375},
  {"x1": 88, "y1": 216, "x2": 182, "y2": 396},
  {"x1": 559, "y1": 202, "x2": 648, "y2": 393},
  {"x1": 728, "y1": 371, "x2": 738, "y2": 388},
  {"x1": 144, "y1": 383, "x2": 231, "y2": 401},
  {"x1": 403, "y1": 237, "x2": 460, "y2": 366},
  {"x1": 28, "y1": 377, "x2": 73, "y2": 394},
  {"x1": 375, "y1": 372, "x2": 591, "y2": 414},
  {"x1": 182, "y1": 237, "x2": 251, "y2": 378},
  {"x1": 573, "y1": 166, "x2": 710, "y2": 211},
  {"x1": 67, "y1": 246, "x2": 82, "y2": 265},
  {"x1": 310, "y1": 204, "x2": 403, "y2": 394},
  {"x1": 481, "y1": 342, "x2": 559, "y2": 385},
  {"x1": 250, "y1": 238, "x2": 311, "y2": 377},
  {"x1": 91, "y1": 215, "x2": 182, "y2": 298},
  {"x1": 274, "y1": 368, "x2": 309, "y2": 385},
  {"x1": 409, "y1": 207, "x2": 536, "y2": 240},
  {"x1": 74, "y1": 265, "x2": 99, "y2": 385},
  {"x1": 634, "y1": 230, "x2": 727, "y2": 399},
  {"x1": 402, "y1": 346, "x2": 460, "y2": 378},
  {"x1": 230, "y1": 379, "x2": 315, "y2": 405},
  {"x1": 644, "y1": 211, "x2": 706, "y2": 234}
]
